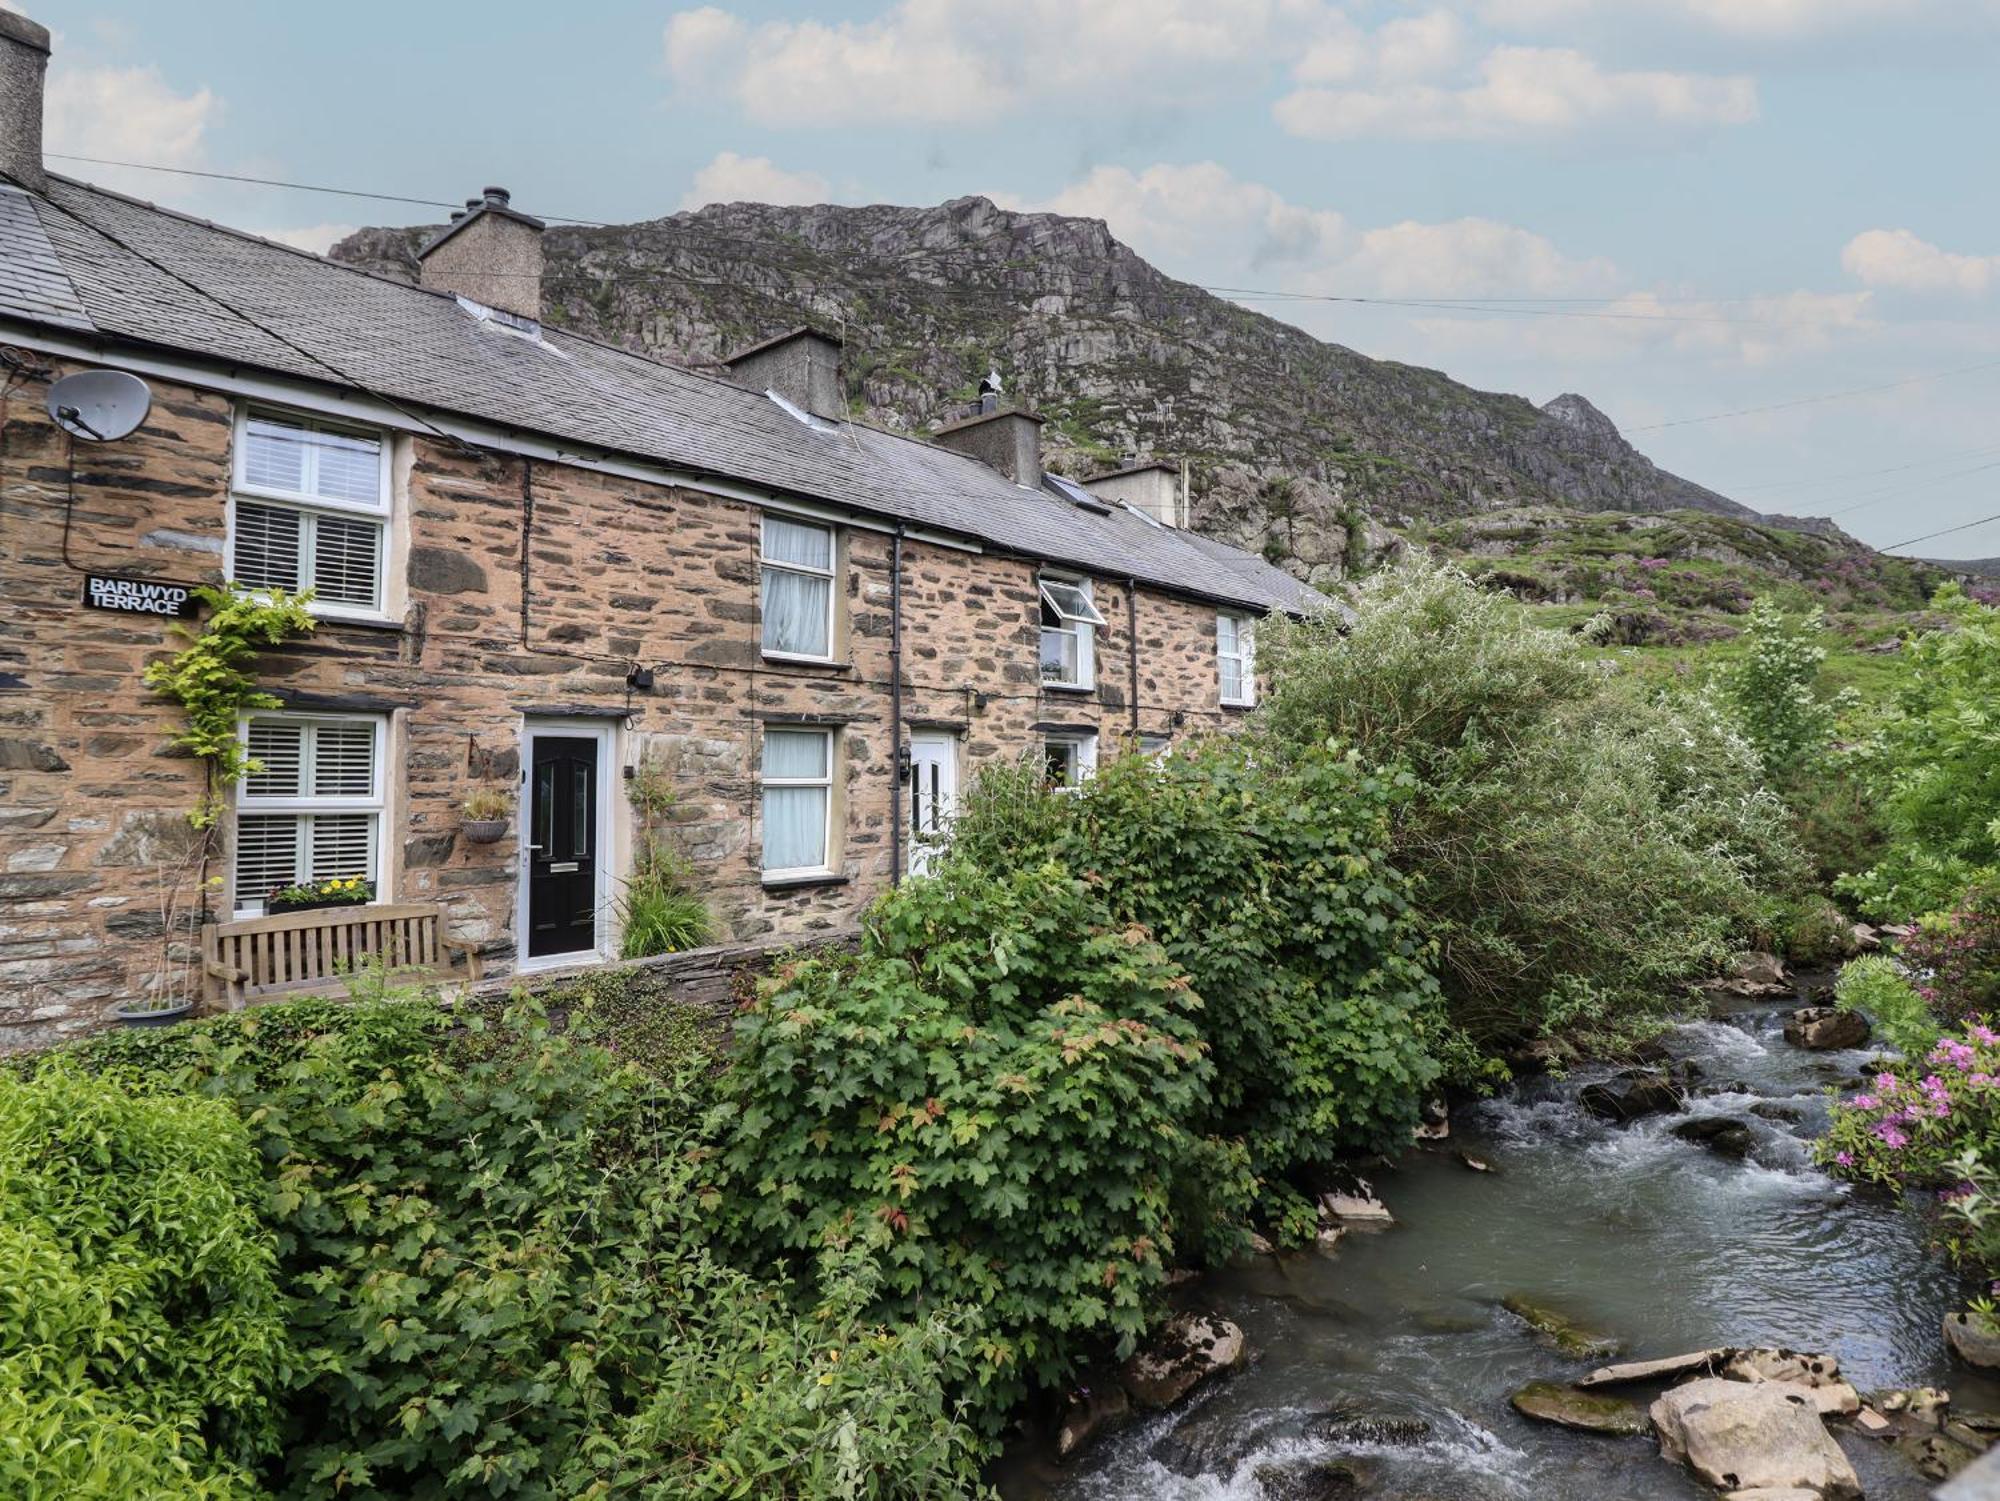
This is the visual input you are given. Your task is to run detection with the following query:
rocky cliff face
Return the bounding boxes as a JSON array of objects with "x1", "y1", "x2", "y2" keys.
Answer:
[{"x1": 333, "y1": 195, "x2": 1762, "y2": 584}]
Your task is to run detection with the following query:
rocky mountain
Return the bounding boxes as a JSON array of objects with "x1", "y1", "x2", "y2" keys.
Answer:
[{"x1": 330, "y1": 195, "x2": 1788, "y2": 583}]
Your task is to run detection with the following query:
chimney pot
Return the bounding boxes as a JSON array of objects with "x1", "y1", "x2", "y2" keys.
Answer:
[
  {"x1": 418, "y1": 183, "x2": 547, "y2": 321},
  {"x1": 722, "y1": 326, "x2": 846, "y2": 421},
  {"x1": 0, "y1": 8, "x2": 52, "y2": 193}
]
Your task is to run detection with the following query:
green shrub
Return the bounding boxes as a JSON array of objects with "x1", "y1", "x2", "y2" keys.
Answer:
[
  {"x1": 0, "y1": 1066, "x2": 287, "y2": 1496},
  {"x1": 945, "y1": 742, "x2": 1441, "y2": 1196},
  {"x1": 1722, "y1": 599, "x2": 1839, "y2": 781},
  {"x1": 0, "y1": 1377, "x2": 265, "y2": 1501},
  {"x1": 1260, "y1": 557, "x2": 1805, "y2": 1049},
  {"x1": 60, "y1": 997, "x2": 988, "y2": 1501},
  {"x1": 620, "y1": 751, "x2": 715, "y2": 958},
  {"x1": 1839, "y1": 585, "x2": 2000, "y2": 920},
  {"x1": 1833, "y1": 954, "x2": 1936, "y2": 1055},
  {"x1": 712, "y1": 863, "x2": 1224, "y2": 1419},
  {"x1": 1900, "y1": 878, "x2": 2000, "y2": 1028}
]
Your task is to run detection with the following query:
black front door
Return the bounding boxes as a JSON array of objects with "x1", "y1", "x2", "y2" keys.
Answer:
[{"x1": 528, "y1": 735, "x2": 598, "y2": 959}]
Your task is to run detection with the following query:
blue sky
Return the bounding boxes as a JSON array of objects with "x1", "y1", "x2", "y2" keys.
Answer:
[{"x1": 22, "y1": 0, "x2": 2000, "y2": 556}]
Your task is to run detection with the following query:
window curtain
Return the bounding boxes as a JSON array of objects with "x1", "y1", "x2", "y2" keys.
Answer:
[
  {"x1": 763, "y1": 730, "x2": 830, "y2": 871},
  {"x1": 763, "y1": 568, "x2": 831, "y2": 656}
]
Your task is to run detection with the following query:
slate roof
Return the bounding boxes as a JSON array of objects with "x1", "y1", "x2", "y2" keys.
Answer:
[{"x1": 0, "y1": 175, "x2": 1324, "y2": 615}]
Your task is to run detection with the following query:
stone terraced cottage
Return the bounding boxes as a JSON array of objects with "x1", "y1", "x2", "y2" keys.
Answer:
[{"x1": 0, "y1": 10, "x2": 1322, "y2": 1046}]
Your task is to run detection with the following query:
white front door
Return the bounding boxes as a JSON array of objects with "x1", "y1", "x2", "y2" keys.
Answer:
[{"x1": 907, "y1": 733, "x2": 958, "y2": 876}]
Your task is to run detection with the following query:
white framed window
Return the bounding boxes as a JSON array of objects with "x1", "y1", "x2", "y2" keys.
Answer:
[
  {"x1": 1040, "y1": 575, "x2": 1104, "y2": 691},
  {"x1": 762, "y1": 727, "x2": 836, "y2": 877},
  {"x1": 1043, "y1": 732, "x2": 1098, "y2": 791},
  {"x1": 228, "y1": 409, "x2": 392, "y2": 619},
  {"x1": 231, "y1": 713, "x2": 386, "y2": 914},
  {"x1": 761, "y1": 515, "x2": 837, "y2": 660},
  {"x1": 1137, "y1": 732, "x2": 1173, "y2": 763},
  {"x1": 1218, "y1": 612, "x2": 1256, "y2": 706}
]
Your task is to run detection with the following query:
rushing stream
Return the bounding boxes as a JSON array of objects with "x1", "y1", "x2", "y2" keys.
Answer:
[{"x1": 1001, "y1": 981, "x2": 2000, "y2": 1500}]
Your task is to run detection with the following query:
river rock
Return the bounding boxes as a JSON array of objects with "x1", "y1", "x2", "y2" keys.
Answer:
[
  {"x1": 1750, "y1": 1101, "x2": 1805, "y2": 1123},
  {"x1": 1853, "y1": 1407, "x2": 1894, "y2": 1438},
  {"x1": 1457, "y1": 1150, "x2": 1494, "y2": 1173},
  {"x1": 1783, "y1": 1006, "x2": 1871, "y2": 1051},
  {"x1": 1874, "y1": 1385, "x2": 1952, "y2": 1431},
  {"x1": 1580, "y1": 1348, "x2": 1732, "y2": 1388},
  {"x1": 1319, "y1": 1183, "x2": 1394, "y2": 1225},
  {"x1": 1510, "y1": 1380, "x2": 1651, "y2": 1435},
  {"x1": 1415, "y1": 1097, "x2": 1450, "y2": 1141},
  {"x1": 1253, "y1": 1458, "x2": 1377, "y2": 1499},
  {"x1": 1851, "y1": 923, "x2": 1882, "y2": 952},
  {"x1": 1120, "y1": 1312, "x2": 1246, "y2": 1409},
  {"x1": 1898, "y1": 1430, "x2": 1981, "y2": 1482},
  {"x1": 1649, "y1": 1377, "x2": 1860, "y2": 1499},
  {"x1": 1732, "y1": 951, "x2": 1790, "y2": 987},
  {"x1": 1672, "y1": 1116, "x2": 1756, "y2": 1159},
  {"x1": 1719, "y1": 1490, "x2": 1824, "y2": 1500},
  {"x1": 1945, "y1": 1312, "x2": 2000, "y2": 1369},
  {"x1": 1579, "y1": 1070, "x2": 1685, "y2": 1124},
  {"x1": 1056, "y1": 1383, "x2": 1130, "y2": 1459},
  {"x1": 1502, "y1": 1294, "x2": 1623, "y2": 1359},
  {"x1": 1304, "y1": 1398, "x2": 1433, "y2": 1446}
]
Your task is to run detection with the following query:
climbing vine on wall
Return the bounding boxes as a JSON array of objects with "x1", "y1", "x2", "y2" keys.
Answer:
[{"x1": 142, "y1": 584, "x2": 316, "y2": 827}]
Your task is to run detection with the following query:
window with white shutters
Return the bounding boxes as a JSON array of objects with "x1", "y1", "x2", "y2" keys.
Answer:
[
  {"x1": 229, "y1": 410, "x2": 390, "y2": 615},
  {"x1": 231, "y1": 714, "x2": 386, "y2": 913}
]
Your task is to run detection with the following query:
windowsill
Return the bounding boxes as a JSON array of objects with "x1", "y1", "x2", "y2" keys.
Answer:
[
  {"x1": 311, "y1": 613, "x2": 404, "y2": 634},
  {"x1": 1041, "y1": 681, "x2": 1096, "y2": 694},
  {"x1": 761, "y1": 871, "x2": 851, "y2": 892},
  {"x1": 1220, "y1": 699, "x2": 1257, "y2": 712},
  {"x1": 761, "y1": 653, "x2": 852, "y2": 672}
]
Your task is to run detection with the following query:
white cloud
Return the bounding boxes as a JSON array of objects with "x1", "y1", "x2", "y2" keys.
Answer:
[
  {"x1": 1012, "y1": 160, "x2": 1614, "y2": 300},
  {"x1": 1842, "y1": 229, "x2": 2000, "y2": 297},
  {"x1": 1478, "y1": 0, "x2": 1991, "y2": 40},
  {"x1": 662, "y1": 0, "x2": 1321, "y2": 126},
  {"x1": 45, "y1": 63, "x2": 218, "y2": 176},
  {"x1": 679, "y1": 151, "x2": 830, "y2": 210},
  {"x1": 1278, "y1": 43, "x2": 1756, "y2": 141}
]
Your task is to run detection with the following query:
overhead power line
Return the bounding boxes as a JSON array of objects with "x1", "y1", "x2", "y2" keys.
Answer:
[
  {"x1": 1883, "y1": 508, "x2": 2000, "y2": 554},
  {"x1": 1631, "y1": 358, "x2": 2000, "y2": 433}
]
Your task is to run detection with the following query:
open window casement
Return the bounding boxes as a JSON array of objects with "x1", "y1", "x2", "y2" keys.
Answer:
[{"x1": 1039, "y1": 576, "x2": 1105, "y2": 690}]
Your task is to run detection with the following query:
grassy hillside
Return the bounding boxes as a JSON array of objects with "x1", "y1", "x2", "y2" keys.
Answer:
[{"x1": 1414, "y1": 506, "x2": 1955, "y2": 702}]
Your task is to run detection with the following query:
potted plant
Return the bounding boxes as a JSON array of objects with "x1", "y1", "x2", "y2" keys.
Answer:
[
  {"x1": 268, "y1": 875, "x2": 374, "y2": 914},
  {"x1": 462, "y1": 786, "x2": 512, "y2": 845}
]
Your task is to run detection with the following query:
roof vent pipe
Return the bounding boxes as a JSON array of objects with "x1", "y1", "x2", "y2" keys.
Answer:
[{"x1": 0, "y1": 10, "x2": 51, "y2": 193}]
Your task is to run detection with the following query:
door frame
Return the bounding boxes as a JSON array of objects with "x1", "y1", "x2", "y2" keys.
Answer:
[
  {"x1": 906, "y1": 730, "x2": 960, "y2": 877},
  {"x1": 515, "y1": 717, "x2": 616, "y2": 973}
]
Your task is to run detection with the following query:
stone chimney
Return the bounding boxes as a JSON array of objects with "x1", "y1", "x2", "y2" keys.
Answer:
[
  {"x1": 1084, "y1": 460, "x2": 1186, "y2": 528},
  {"x1": 934, "y1": 405, "x2": 1044, "y2": 488},
  {"x1": 416, "y1": 186, "x2": 545, "y2": 321},
  {"x1": 0, "y1": 9, "x2": 51, "y2": 193},
  {"x1": 723, "y1": 326, "x2": 845, "y2": 420}
]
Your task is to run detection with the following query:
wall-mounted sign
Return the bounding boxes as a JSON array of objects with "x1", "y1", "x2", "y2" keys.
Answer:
[{"x1": 81, "y1": 575, "x2": 198, "y2": 618}]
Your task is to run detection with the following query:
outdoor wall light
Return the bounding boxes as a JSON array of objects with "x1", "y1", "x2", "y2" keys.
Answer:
[{"x1": 626, "y1": 665, "x2": 655, "y2": 691}]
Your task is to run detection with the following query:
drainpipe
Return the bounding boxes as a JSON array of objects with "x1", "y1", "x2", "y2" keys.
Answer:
[
  {"x1": 889, "y1": 524, "x2": 906, "y2": 885},
  {"x1": 1126, "y1": 577, "x2": 1140, "y2": 745}
]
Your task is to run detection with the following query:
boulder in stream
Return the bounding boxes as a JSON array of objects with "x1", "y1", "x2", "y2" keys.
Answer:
[
  {"x1": 1303, "y1": 1398, "x2": 1433, "y2": 1446},
  {"x1": 1783, "y1": 1006, "x2": 1871, "y2": 1051},
  {"x1": 1120, "y1": 1312, "x2": 1246, "y2": 1409},
  {"x1": 1672, "y1": 1116, "x2": 1756, "y2": 1159},
  {"x1": 1055, "y1": 1383, "x2": 1130, "y2": 1459},
  {"x1": 1649, "y1": 1377, "x2": 1861, "y2": 1499},
  {"x1": 1253, "y1": 1458, "x2": 1377, "y2": 1500},
  {"x1": 1318, "y1": 1178, "x2": 1395, "y2": 1225},
  {"x1": 1945, "y1": 1310, "x2": 2000, "y2": 1370},
  {"x1": 1579, "y1": 1069, "x2": 1686, "y2": 1124},
  {"x1": 1502, "y1": 1293, "x2": 1624, "y2": 1359},
  {"x1": 1580, "y1": 1348, "x2": 1732, "y2": 1388},
  {"x1": 1510, "y1": 1380, "x2": 1651, "y2": 1436}
]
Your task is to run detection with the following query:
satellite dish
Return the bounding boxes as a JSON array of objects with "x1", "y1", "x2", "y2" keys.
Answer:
[{"x1": 46, "y1": 369, "x2": 152, "y2": 442}]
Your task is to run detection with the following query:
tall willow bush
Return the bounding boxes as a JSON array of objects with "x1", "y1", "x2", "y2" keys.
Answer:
[{"x1": 1260, "y1": 556, "x2": 1806, "y2": 1052}]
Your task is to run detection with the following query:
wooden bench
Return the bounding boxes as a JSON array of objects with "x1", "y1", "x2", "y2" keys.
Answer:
[{"x1": 201, "y1": 902, "x2": 483, "y2": 1010}]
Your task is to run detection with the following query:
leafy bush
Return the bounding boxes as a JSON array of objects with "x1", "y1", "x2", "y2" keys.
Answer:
[
  {"x1": 0, "y1": 1066, "x2": 287, "y2": 1498},
  {"x1": 57, "y1": 997, "x2": 990, "y2": 1501},
  {"x1": 1900, "y1": 878, "x2": 2000, "y2": 1029},
  {"x1": 620, "y1": 751, "x2": 715, "y2": 959},
  {"x1": 1259, "y1": 557, "x2": 1805, "y2": 1049},
  {"x1": 1839, "y1": 585, "x2": 2000, "y2": 920},
  {"x1": 945, "y1": 742, "x2": 1441, "y2": 1202},
  {"x1": 712, "y1": 862, "x2": 1222, "y2": 1418},
  {"x1": 1833, "y1": 954, "x2": 1937, "y2": 1056},
  {"x1": 1722, "y1": 599, "x2": 1840, "y2": 782}
]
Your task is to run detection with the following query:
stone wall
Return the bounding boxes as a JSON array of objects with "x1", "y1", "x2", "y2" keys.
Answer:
[{"x1": 0, "y1": 359, "x2": 1264, "y2": 1048}]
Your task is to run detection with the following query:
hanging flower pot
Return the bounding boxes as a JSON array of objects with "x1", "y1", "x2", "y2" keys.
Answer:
[
  {"x1": 107, "y1": 996, "x2": 195, "y2": 1028},
  {"x1": 461, "y1": 786, "x2": 512, "y2": 846},
  {"x1": 462, "y1": 818, "x2": 509, "y2": 845}
]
